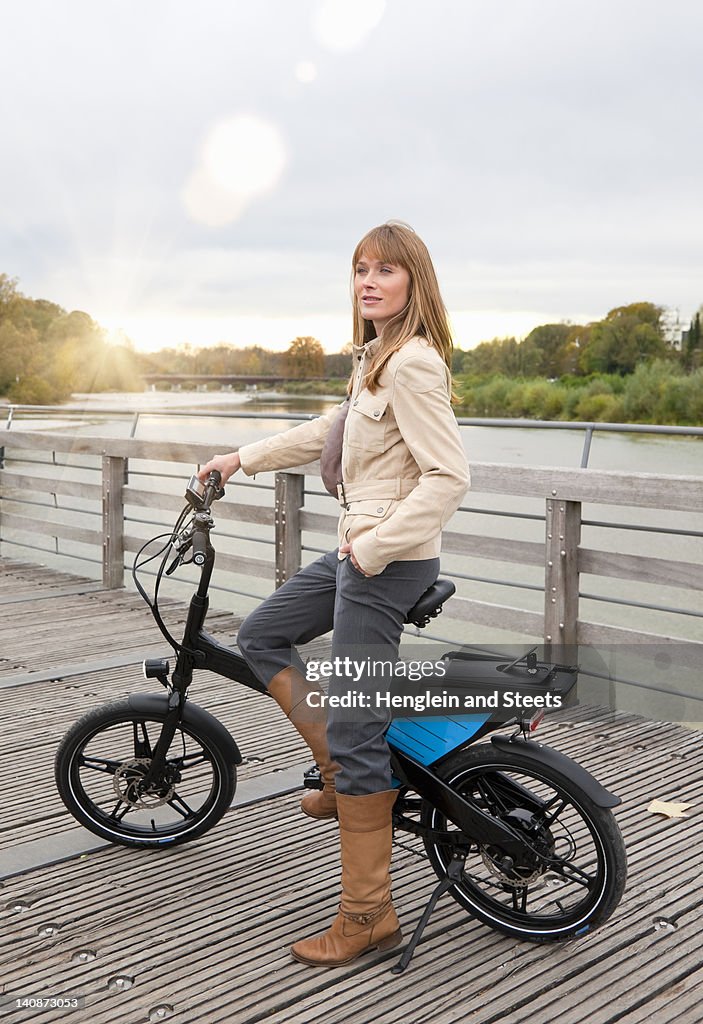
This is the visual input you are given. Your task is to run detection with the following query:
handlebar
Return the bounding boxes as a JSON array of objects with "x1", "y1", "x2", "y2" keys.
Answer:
[
  {"x1": 185, "y1": 471, "x2": 222, "y2": 567},
  {"x1": 201, "y1": 469, "x2": 223, "y2": 509},
  {"x1": 192, "y1": 523, "x2": 209, "y2": 566},
  {"x1": 186, "y1": 470, "x2": 224, "y2": 512}
]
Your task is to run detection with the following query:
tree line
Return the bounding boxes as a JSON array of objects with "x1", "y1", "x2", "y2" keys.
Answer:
[
  {"x1": 1, "y1": 272, "x2": 702, "y2": 423},
  {"x1": 455, "y1": 302, "x2": 702, "y2": 377},
  {"x1": 0, "y1": 274, "x2": 141, "y2": 403}
]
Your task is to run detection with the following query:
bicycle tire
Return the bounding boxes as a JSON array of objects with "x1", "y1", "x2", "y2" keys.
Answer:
[
  {"x1": 55, "y1": 699, "x2": 237, "y2": 848},
  {"x1": 421, "y1": 744, "x2": 627, "y2": 941}
]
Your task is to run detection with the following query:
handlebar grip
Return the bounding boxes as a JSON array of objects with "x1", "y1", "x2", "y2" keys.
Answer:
[
  {"x1": 202, "y1": 469, "x2": 224, "y2": 508},
  {"x1": 192, "y1": 528, "x2": 208, "y2": 566}
]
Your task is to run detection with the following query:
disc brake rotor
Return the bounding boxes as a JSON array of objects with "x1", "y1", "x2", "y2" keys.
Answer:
[{"x1": 113, "y1": 757, "x2": 176, "y2": 809}]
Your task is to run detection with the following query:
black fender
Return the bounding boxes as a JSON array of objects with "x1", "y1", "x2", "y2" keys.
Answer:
[
  {"x1": 491, "y1": 733, "x2": 620, "y2": 808},
  {"x1": 128, "y1": 693, "x2": 243, "y2": 766}
]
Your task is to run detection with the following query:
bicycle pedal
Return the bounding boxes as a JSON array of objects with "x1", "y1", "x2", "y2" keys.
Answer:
[{"x1": 303, "y1": 765, "x2": 323, "y2": 790}]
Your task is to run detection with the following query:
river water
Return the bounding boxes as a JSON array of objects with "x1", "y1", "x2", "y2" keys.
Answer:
[{"x1": 48, "y1": 390, "x2": 703, "y2": 476}]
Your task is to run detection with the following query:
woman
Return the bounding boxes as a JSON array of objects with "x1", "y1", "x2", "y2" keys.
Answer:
[{"x1": 197, "y1": 221, "x2": 469, "y2": 967}]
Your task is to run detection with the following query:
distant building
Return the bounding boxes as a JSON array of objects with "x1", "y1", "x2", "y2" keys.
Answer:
[{"x1": 661, "y1": 307, "x2": 689, "y2": 350}]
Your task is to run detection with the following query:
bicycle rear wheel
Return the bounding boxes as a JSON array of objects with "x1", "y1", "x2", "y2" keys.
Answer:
[
  {"x1": 55, "y1": 700, "x2": 237, "y2": 848},
  {"x1": 421, "y1": 745, "x2": 627, "y2": 941}
]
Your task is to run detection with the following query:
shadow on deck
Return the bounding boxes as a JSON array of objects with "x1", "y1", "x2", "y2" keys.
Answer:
[{"x1": 0, "y1": 558, "x2": 701, "y2": 1024}]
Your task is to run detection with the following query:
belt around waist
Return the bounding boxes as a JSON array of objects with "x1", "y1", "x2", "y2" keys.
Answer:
[{"x1": 337, "y1": 478, "x2": 418, "y2": 506}]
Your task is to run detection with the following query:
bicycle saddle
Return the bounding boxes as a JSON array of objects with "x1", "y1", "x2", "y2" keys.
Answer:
[{"x1": 404, "y1": 578, "x2": 456, "y2": 628}]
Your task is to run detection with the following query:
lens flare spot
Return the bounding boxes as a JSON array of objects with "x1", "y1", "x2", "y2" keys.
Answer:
[{"x1": 182, "y1": 115, "x2": 287, "y2": 227}]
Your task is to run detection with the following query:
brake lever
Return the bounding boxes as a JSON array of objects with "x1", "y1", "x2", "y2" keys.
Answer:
[
  {"x1": 165, "y1": 552, "x2": 183, "y2": 576},
  {"x1": 166, "y1": 525, "x2": 195, "y2": 575}
]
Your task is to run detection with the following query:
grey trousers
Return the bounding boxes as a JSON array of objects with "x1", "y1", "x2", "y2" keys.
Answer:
[{"x1": 237, "y1": 549, "x2": 440, "y2": 795}]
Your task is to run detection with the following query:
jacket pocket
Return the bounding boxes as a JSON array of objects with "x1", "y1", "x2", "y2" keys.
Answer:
[
  {"x1": 346, "y1": 498, "x2": 394, "y2": 518},
  {"x1": 342, "y1": 497, "x2": 397, "y2": 547},
  {"x1": 346, "y1": 390, "x2": 389, "y2": 452}
]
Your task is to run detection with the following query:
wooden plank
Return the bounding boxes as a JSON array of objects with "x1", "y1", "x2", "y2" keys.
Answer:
[
  {"x1": 299, "y1": 509, "x2": 339, "y2": 534},
  {"x1": 0, "y1": 470, "x2": 101, "y2": 500},
  {"x1": 0, "y1": 430, "x2": 228, "y2": 464},
  {"x1": 275, "y1": 471, "x2": 304, "y2": 586},
  {"x1": 579, "y1": 547, "x2": 703, "y2": 591},
  {"x1": 441, "y1": 528, "x2": 545, "y2": 565},
  {"x1": 577, "y1": 620, "x2": 703, "y2": 668},
  {"x1": 122, "y1": 536, "x2": 274, "y2": 580},
  {"x1": 123, "y1": 485, "x2": 275, "y2": 526},
  {"x1": 101, "y1": 455, "x2": 125, "y2": 589},
  {"x1": 206, "y1": 546, "x2": 275, "y2": 582},
  {"x1": 544, "y1": 498, "x2": 581, "y2": 647},
  {"x1": 0, "y1": 767, "x2": 309, "y2": 880},
  {"x1": 4, "y1": 434, "x2": 702, "y2": 511},
  {"x1": 0, "y1": 582, "x2": 103, "y2": 605},
  {"x1": 0, "y1": 652, "x2": 154, "y2": 689},
  {"x1": 0, "y1": 512, "x2": 102, "y2": 548},
  {"x1": 469, "y1": 461, "x2": 703, "y2": 513},
  {"x1": 440, "y1": 594, "x2": 543, "y2": 635}
]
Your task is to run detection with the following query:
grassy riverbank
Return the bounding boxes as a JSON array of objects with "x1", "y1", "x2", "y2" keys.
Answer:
[
  {"x1": 280, "y1": 361, "x2": 703, "y2": 425},
  {"x1": 454, "y1": 361, "x2": 703, "y2": 424}
]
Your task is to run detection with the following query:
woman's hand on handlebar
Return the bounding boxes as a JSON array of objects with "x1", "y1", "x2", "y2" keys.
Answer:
[{"x1": 197, "y1": 452, "x2": 241, "y2": 487}]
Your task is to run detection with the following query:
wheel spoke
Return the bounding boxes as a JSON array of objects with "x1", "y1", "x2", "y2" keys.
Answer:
[
  {"x1": 547, "y1": 857, "x2": 594, "y2": 889},
  {"x1": 109, "y1": 799, "x2": 132, "y2": 821},
  {"x1": 133, "y1": 722, "x2": 153, "y2": 759},
  {"x1": 79, "y1": 755, "x2": 122, "y2": 776},
  {"x1": 542, "y1": 796, "x2": 569, "y2": 827},
  {"x1": 476, "y1": 776, "x2": 508, "y2": 815},
  {"x1": 175, "y1": 753, "x2": 209, "y2": 771},
  {"x1": 167, "y1": 793, "x2": 197, "y2": 820}
]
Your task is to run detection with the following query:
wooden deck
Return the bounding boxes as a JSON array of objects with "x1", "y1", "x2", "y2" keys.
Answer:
[{"x1": 0, "y1": 557, "x2": 701, "y2": 1024}]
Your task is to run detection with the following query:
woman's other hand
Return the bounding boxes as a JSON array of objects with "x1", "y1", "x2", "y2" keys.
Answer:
[
  {"x1": 339, "y1": 541, "x2": 373, "y2": 577},
  {"x1": 197, "y1": 452, "x2": 241, "y2": 486}
]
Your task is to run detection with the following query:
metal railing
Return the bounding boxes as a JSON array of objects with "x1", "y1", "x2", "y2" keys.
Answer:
[{"x1": 4, "y1": 401, "x2": 703, "y2": 467}]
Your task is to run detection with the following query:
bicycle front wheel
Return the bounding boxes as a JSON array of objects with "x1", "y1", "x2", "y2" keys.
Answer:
[
  {"x1": 55, "y1": 700, "x2": 237, "y2": 848},
  {"x1": 421, "y1": 745, "x2": 627, "y2": 941}
]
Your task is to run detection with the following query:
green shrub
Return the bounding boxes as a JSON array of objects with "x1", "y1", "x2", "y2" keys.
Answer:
[
  {"x1": 7, "y1": 376, "x2": 59, "y2": 404},
  {"x1": 574, "y1": 392, "x2": 624, "y2": 422}
]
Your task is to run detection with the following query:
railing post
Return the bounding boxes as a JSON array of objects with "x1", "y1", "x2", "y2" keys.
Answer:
[
  {"x1": 274, "y1": 471, "x2": 304, "y2": 588},
  {"x1": 102, "y1": 454, "x2": 126, "y2": 589},
  {"x1": 544, "y1": 495, "x2": 581, "y2": 652}
]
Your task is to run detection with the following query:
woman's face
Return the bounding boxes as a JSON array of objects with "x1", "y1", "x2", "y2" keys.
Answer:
[{"x1": 354, "y1": 252, "x2": 411, "y2": 335}]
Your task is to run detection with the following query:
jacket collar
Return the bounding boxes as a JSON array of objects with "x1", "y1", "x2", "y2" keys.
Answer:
[{"x1": 352, "y1": 336, "x2": 382, "y2": 361}]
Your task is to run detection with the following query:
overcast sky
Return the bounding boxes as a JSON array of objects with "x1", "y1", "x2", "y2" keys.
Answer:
[{"x1": 2, "y1": 0, "x2": 702, "y2": 352}]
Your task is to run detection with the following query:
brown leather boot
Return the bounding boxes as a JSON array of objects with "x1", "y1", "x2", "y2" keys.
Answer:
[
  {"x1": 290, "y1": 790, "x2": 402, "y2": 966},
  {"x1": 267, "y1": 668, "x2": 339, "y2": 819}
]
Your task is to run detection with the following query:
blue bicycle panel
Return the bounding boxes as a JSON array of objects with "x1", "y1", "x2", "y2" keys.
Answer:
[{"x1": 387, "y1": 715, "x2": 490, "y2": 778}]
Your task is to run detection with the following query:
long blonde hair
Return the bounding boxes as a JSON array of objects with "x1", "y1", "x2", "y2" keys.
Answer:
[{"x1": 349, "y1": 221, "x2": 453, "y2": 393}]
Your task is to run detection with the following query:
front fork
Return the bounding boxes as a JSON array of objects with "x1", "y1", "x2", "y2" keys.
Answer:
[
  {"x1": 138, "y1": 670, "x2": 189, "y2": 787},
  {"x1": 140, "y1": 586, "x2": 210, "y2": 787}
]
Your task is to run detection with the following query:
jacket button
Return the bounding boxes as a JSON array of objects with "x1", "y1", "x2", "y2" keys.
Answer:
[
  {"x1": 373, "y1": 410, "x2": 380, "y2": 417},
  {"x1": 376, "y1": 506, "x2": 384, "y2": 513},
  {"x1": 353, "y1": 400, "x2": 359, "y2": 406}
]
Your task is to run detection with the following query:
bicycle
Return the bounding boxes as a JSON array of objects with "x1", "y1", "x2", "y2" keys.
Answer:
[{"x1": 55, "y1": 471, "x2": 627, "y2": 972}]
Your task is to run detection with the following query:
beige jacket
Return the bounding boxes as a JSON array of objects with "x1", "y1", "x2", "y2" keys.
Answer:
[{"x1": 238, "y1": 336, "x2": 470, "y2": 576}]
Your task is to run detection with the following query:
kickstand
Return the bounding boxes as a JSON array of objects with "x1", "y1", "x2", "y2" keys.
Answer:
[{"x1": 391, "y1": 851, "x2": 467, "y2": 975}]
